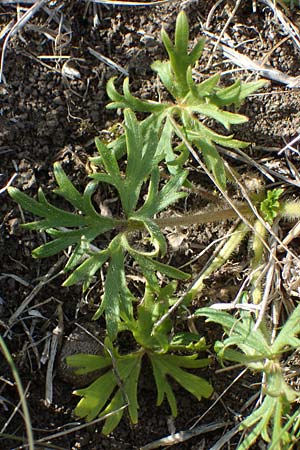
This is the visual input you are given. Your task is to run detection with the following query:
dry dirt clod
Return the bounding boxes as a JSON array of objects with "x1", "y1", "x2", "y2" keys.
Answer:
[{"x1": 57, "y1": 323, "x2": 106, "y2": 387}]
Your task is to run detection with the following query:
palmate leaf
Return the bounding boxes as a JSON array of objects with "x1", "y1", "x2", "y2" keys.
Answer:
[
  {"x1": 196, "y1": 306, "x2": 300, "y2": 449},
  {"x1": 8, "y1": 163, "x2": 118, "y2": 292},
  {"x1": 72, "y1": 352, "x2": 143, "y2": 434},
  {"x1": 212, "y1": 79, "x2": 267, "y2": 107},
  {"x1": 187, "y1": 103, "x2": 248, "y2": 129},
  {"x1": 92, "y1": 114, "x2": 181, "y2": 177},
  {"x1": 105, "y1": 12, "x2": 265, "y2": 190},
  {"x1": 123, "y1": 110, "x2": 160, "y2": 215},
  {"x1": 63, "y1": 249, "x2": 109, "y2": 289},
  {"x1": 131, "y1": 283, "x2": 175, "y2": 349},
  {"x1": 135, "y1": 167, "x2": 188, "y2": 219},
  {"x1": 186, "y1": 70, "x2": 221, "y2": 99},
  {"x1": 66, "y1": 353, "x2": 112, "y2": 374},
  {"x1": 91, "y1": 110, "x2": 165, "y2": 217},
  {"x1": 63, "y1": 236, "x2": 94, "y2": 271},
  {"x1": 53, "y1": 163, "x2": 98, "y2": 217},
  {"x1": 195, "y1": 138, "x2": 226, "y2": 190},
  {"x1": 237, "y1": 380, "x2": 298, "y2": 450},
  {"x1": 9, "y1": 106, "x2": 190, "y2": 340},
  {"x1": 155, "y1": 117, "x2": 189, "y2": 175},
  {"x1": 98, "y1": 353, "x2": 142, "y2": 435},
  {"x1": 211, "y1": 80, "x2": 242, "y2": 106},
  {"x1": 182, "y1": 120, "x2": 249, "y2": 189},
  {"x1": 151, "y1": 60, "x2": 177, "y2": 97},
  {"x1": 170, "y1": 332, "x2": 208, "y2": 352},
  {"x1": 234, "y1": 79, "x2": 268, "y2": 106},
  {"x1": 69, "y1": 280, "x2": 212, "y2": 434},
  {"x1": 8, "y1": 174, "x2": 116, "y2": 234},
  {"x1": 149, "y1": 352, "x2": 212, "y2": 416},
  {"x1": 185, "y1": 118, "x2": 250, "y2": 150},
  {"x1": 8, "y1": 185, "x2": 113, "y2": 231},
  {"x1": 71, "y1": 347, "x2": 212, "y2": 435},
  {"x1": 126, "y1": 247, "x2": 190, "y2": 292}
]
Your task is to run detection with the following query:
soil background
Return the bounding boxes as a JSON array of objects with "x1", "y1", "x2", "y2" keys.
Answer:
[{"x1": 1, "y1": 1, "x2": 300, "y2": 449}]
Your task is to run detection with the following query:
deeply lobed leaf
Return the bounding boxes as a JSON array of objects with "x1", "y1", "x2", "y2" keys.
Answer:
[{"x1": 149, "y1": 352, "x2": 212, "y2": 416}]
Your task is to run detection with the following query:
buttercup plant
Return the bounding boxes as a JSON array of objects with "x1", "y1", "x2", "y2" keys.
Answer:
[{"x1": 8, "y1": 9, "x2": 300, "y2": 447}]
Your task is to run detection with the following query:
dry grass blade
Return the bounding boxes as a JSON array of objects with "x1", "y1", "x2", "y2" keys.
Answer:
[
  {"x1": 205, "y1": 0, "x2": 242, "y2": 69},
  {"x1": 190, "y1": 369, "x2": 248, "y2": 430},
  {"x1": 0, "y1": 337, "x2": 34, "y2": 450},
  {"x1": 0, "y1": 172, "x2": 18, "y2": 194},
  {"x1": 0, "y1": 19, "x2": 14, "y2": 39},
  {"x1": 7, "y1": 256, "x2": 66, "y2": 328},
  {"x1": 0, "y1": 0, "x2": 36, "y2": 3},
  {"x1": 259, "y1": 0, "x2": 300, "y2": 54},
  {"x1": 279, "y1": 134, "x2": 300, "y2": 155},
  {"x1": 253, "y1": 226, "x2": 278, "y2": 330},
  {"x1": 218, "y1": 145, "x2": 300, "y2": 188},
  {"x1": 45, "y1": 305, "x2": 64, "y2": 406},
  {"x1": 32, "y1": 405, "x2": 128, "y2": 445},
  {"x1": 220, "y1": 41, "x2": 300, "y2": 87},
  {"x1": 279, "y1": 221, "x2": 300, "y2": 249},
  {"x1": 140, "y1": 422, "x2": 229, "y2": 450},
  {"x1": 88, "y1": 47, "x2": 129, "y2": 76}
]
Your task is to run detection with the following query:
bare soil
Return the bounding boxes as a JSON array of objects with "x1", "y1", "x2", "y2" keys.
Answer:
[{"x1": 1, "y1": 1, "x2": 300, "y2": 449}]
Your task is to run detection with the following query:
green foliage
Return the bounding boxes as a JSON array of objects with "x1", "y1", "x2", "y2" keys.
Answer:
[
  {"x1": 195, "y1": 305, "x2": 300, "y2": 449},
  {"x1": 69, "y1": 349, "x2": 142, "y2": 434},
  {"x1": 67, "y1": 283, "x2": 212, "y2": 435},
  {"x1": 260, "y1": 188, "x2": 284, "y2": 224},
  {"x1": 107, "y1": 11, "x2": 266, "y2": 188},
  {"x1": 8, "y1": 9, "x2": 296, "y2": 444},
  {"x1": 8, "y1": 109, "x2": 189, "y2": 339}
]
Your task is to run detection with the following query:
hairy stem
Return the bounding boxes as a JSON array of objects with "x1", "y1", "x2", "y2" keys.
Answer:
[{"x1": 154, "y1": 204, "x2": 252, "y2": 228}]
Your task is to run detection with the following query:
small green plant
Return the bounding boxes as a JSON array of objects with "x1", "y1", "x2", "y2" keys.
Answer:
[
  {"x1": 8, "y1": 110, "x2": 189, "y2": 339},
  {"x1": 106, "y1": 11, "x2": 266, "y2": 189},
  {"x1": 9, "y1": 9, "x2": 299, "y2": 446},
  {"x1": 147, "y1": 186, "x2": 300, "y2": 448},
  {"x1": 67, "y1": 282, "x2": 212, "y2": 434},
  {"x1": 195, "y1": 305, "x2": 300, "y2": 450}
]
